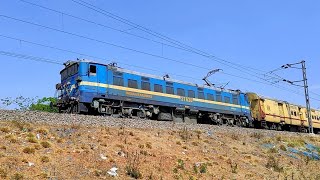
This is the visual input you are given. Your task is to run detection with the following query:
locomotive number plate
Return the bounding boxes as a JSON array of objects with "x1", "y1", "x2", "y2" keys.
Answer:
[{"x1": 180, "y1": 97, "x2": 193, "y2": 102}]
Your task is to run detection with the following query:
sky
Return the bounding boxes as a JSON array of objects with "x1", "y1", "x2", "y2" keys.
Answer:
[{"x1": 0, "y1": 0, "x2": 319, "y2": 109}]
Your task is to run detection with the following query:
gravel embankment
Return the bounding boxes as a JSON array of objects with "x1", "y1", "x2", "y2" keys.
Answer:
[{"x1": 0, "y1": 110, "x2": 313, "y2": 137}]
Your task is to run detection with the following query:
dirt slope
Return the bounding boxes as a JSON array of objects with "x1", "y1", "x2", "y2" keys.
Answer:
[{"x1": 0, "y1": 119, "x2": 320, "y2": 180}]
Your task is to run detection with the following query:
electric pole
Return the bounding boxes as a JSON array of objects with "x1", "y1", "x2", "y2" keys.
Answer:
[
  {"x1": 281, "y1": 60, "x2": 313, "y2": 134},
  {"x1": 301, "y1": 61, "x2": 313, "y2": 134}
]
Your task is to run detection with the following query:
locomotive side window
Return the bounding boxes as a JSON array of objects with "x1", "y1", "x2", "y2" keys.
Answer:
[
  {"x1": 89, "y1": 65, "x2": 97, "y2": 75},
  {"x1": 188, "y1": 90, "x2": 195, "y2": 98},
  {"x1": 232, "y1": 95, "x2": 239, "y2": 105},
  {"x1": 166, "y1": 86, "x2": 174, "y2": 94},
  {"x1": 177, "y1": 88, "x2": 185, "y2": 96},
  {"x1": 128, "y1": 79, "x2": 138, "y2": 89},
  {"x1": 154, "y1": 84, "x2": 163, "y2": 93},
  {"x1": 207, "y1": 93, "x2": 214, "y2": 101},
  {"x1": 142, "y1": 81, "x2": 150, "y2": 91},
  {"x1": 224, "y1": 97, "x2": 231, "y2": 103},
  {"x1": 198, "y1": 91, "x2": 205, "y2": 99},
  {"x1": 113, "y1": 76, "x2": 124, "y2": 86},
  {"x1": 216, "y1": 92, "x2": 222, "y2": 102}
]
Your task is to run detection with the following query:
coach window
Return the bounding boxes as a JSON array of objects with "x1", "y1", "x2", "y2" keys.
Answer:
[
  {"x1": 154, "y1": 84, "x2": 163, "y2": 93},
  {"x1": 207, "y1": 93, "x2": 214, "y2": 101},
  {"x1": 224, "y1": 97, "x2": 231, "y2": 103},
  {"x1": 166, "y1": 86, "x2": 174, "y2": 94},
  {"x1": 216, "y1": 92, "x2": 222, "y2": 102},
  {"x1": 198, "y1": 91, "x2": 205, "y2": 99},
  {"x1": 177, "y1": 88, "x2": 185, "y2": 96},
  {"x1": 294, "y1": 112, "x2": 297, "y2": 116},
  {"x1": 128, "y1": 79, "x2": 138, "y2": 89},
  {"x1": 113, "y1": 76, "x2": 124, "y2": 86},
  {"x1": 89, "y1": 65, "x2": 96, "y2": 76},
  {"x1": 188, "y1": 90, "x2": 195, "y2": 98},
  {"x1": 142, "y1": 81, "x2": 150, "y2": 91}
]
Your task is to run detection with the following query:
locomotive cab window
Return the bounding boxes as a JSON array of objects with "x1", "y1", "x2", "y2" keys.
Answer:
[{"x1": 89, "y1": 65, "x2": 97, "y2": 75}]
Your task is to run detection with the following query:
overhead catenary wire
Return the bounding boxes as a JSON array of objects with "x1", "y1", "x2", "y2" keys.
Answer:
[
  {"x1": 18, "y1": 0, "x2": 191, "y2": 53},
  {"x1": 0, "y1": 14, "x2": 283, "y2": 90},
  {"x1": 1, "y1": 33, "x2": 319, "y2": 102},
  {"x1": 0, "y1": 14, "x2": 208, "y2": 70},
  {"x1": 0, "y1": 34, "x2": 199, "y2": 81},
  {"x1": 0, "y1": 50, "x2": 63, "y2": 65},
  {"x1": 71, "y1": 0, "x2": 284, "y2": 81},
  {"x1": 19, "y1": 0, "x2": 286, "y2": 85},
  {"x1": 72, "y1": 0, "x2": 284, "y2": 78},
  {"x1": 1, "y1": 12, "x2": 318, "y2": 101}
]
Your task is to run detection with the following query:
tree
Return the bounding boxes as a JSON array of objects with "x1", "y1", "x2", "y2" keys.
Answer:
[
  {"x1": 29, "y1": 97, "x2": 58, "y2": 113},
  {"x1": 0, "y1": 96, "x2": 57, "y2": 112}
]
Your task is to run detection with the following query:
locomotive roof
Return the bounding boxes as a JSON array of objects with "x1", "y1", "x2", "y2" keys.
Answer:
[
  {"x1": 111, "y1": 64, "x2": 242, "y2": 95},
  {"x1": 77, "y1": 60, "x2": 243, "y2": 95}
]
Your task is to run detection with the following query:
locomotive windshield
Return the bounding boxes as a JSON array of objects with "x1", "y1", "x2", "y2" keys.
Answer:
[{"x1": 60, "y1": 63, "x2": 79, "y2": 80}]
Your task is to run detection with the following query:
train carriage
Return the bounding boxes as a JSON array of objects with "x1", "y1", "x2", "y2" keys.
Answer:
[{"x1": 247, "y1": 92, "x2": 320, "y2": 133}]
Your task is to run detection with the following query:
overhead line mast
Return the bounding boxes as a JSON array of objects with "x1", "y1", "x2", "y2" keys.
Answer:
[{"x1": 282, "y1": 61, "x2": 313, "y2": 134}]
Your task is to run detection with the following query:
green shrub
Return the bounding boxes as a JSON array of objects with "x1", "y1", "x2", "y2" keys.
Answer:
[
  {"x1": 200, "y1": 163, "x2": 208, "y2": 174},
  {"x1": 177, "y1": 159, "x2": 185, "y2": 170}
]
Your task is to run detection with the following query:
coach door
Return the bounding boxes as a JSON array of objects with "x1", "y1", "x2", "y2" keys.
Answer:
[{"x1": 278, "y1": 103, "x2": 284, "y2": 122}]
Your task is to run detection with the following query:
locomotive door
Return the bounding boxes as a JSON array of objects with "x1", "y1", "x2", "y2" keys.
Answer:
[
  {"x1": 88, "y1": 64, "x2": 98, "y2": 93},
  {"x1": 89, "y1": 64, "x2": 107, "y2": 95},
  {"x1": 97, "y1": 65, "x2": 107, "y2": 95}
]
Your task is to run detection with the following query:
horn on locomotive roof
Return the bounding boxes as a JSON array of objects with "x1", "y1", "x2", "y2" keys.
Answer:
[{"x1": 202, "y1": 69, "x2": 222, "y2": 87}]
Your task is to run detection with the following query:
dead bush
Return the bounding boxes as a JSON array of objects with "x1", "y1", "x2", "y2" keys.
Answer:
[
  {"x1": 41, "y1": 156, "x2": 50, "y2": 163},
  {"x1": 23, "y1": 147, "x2": 35, "y2": 154},
  {"x1": 0, "y1": 127, "x2": 10, "y2": 133},
  {"x1": 40, "y1": 141, "x2": 51, "y2": 148},
  {"x1": 266, "y1": 156, "x2": 283, "y2": 172},
  {"x1": 27, "y1": 137, "x2": 38, "y2": 143},
  {"x1": 126, "y1": 151, "x2": 142, "y2": 179},
  {"x1": 250, "y1": 132, "x2": 264, "y2": 139}
]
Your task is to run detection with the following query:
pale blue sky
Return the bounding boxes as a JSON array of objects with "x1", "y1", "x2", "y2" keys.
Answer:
[{"x1": 0, "y1": 0, "x2": 319, "y2": 108}]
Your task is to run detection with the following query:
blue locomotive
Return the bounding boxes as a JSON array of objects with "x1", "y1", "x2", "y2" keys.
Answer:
[{"x1": 55, "y1": 60, "x2": 252, "y2": 126}]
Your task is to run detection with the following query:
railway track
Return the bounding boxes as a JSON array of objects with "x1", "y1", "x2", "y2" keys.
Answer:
[{"x1": 0, "y1": 110, "x2": 317, "y2": 137}]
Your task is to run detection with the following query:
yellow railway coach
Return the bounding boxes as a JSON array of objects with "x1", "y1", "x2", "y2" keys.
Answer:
[{"x1": 247, "y1": 92, "x2": 320, "y2": 133}]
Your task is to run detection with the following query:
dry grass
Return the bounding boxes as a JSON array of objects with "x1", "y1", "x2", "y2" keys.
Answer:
[
  {"x1": 0, "y1": 127, "x2": 10, "y2": 133},
  {"x1": 0, "y1": 121, "x2": 319, "y2": 179},
  {"x1": 22, "y1": 147, "x2": 35, "y2": 154},
  {"x1": 40, "y1": 141, "x2": 51, "y2": 148}
]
